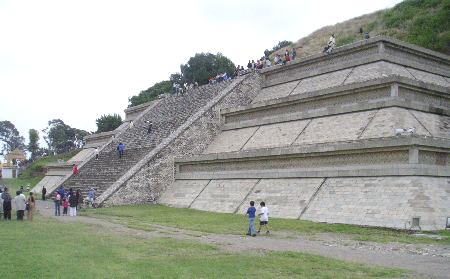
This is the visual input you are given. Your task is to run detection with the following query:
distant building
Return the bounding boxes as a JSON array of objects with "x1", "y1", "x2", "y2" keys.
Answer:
[{"x1": 0, "y1": 149, "x2": 26, "y2": 179}]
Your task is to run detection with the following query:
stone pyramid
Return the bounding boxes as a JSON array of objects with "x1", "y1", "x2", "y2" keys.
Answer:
[{"x1": 159, "y1": 37, "x2": 450, "y2": 230}]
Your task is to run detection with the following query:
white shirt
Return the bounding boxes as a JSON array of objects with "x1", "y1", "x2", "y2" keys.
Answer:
[
  {"x1": 260, "y1": 206, "x2": 269, "y2": 221},
  {"x1": 328, "y1": 36, "x2": 336, "y2": 47},
  {"x1": 14, "y1": 194, "x2": 27, "y2": 211}
]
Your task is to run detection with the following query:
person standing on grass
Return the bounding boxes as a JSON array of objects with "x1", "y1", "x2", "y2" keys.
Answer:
[
  {"x1": 14, "y1": 190, "x2": 27, "y2": 221},
  {"x1": 27, "y1": 192, "x2": 36, "y2": 221},
  {"x1": 76, "y1": 189, "x2": 83, "y2": 210},
  {"x1": 0, "y1": 188, "x2": 3, "y2": 220},
  {"x1": 42, "y1": 186, "x2": 47, "y2": 201},
  {"x1": 245, "y1": 201, "x2": 257, "y2": 237},
  {"x1": 68, "y1": 189, "x2": 78, "y2": 217},
  {"x1": 2, "y1": 187, "x2": 12, "y2": 220},
  {"x1": 257, "y1": 201, "x2": 270, "y2": 235},
  {"x1": 54, "y1": 192, "x2": 61, "y2": 216},
  {"x1": 62, "y1": 198, "x2": 69, "y2": 216}
]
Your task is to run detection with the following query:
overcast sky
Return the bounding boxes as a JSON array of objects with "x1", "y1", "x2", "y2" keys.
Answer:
[{"x1": 0, "y1": 0, "x2": 402, "y2": 148}]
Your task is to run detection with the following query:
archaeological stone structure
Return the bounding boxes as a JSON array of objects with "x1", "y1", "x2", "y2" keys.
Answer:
[{"x1": 42, "y1": 36, "x2": 449, "y2": 231}]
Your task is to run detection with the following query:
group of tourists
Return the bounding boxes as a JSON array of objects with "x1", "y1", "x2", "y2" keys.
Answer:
[
  {"x1": 208, "y1": 72, "x2": 231, "y2": 84},
  {"x1": 0, "y1": 186, "x2": 36, "y2": 221},
  {"x1": 245, "y1": 201, "x2": 270, "y2": 237},
  {"x1": 52, "y1": 186, "x2": 96, "y2": 216},
  {"x1": 243, "y1": 47, "x2": 297, "y2": 72},
  {"x1": 172, "y1": 81, "x2": 201, "y2": 95}
]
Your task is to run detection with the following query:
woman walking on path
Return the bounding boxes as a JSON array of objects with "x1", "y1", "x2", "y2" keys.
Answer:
[{"x1": 27, "y1": 192, "x2": 36, "y2": 221}]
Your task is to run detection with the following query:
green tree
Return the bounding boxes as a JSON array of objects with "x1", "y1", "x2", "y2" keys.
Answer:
[
  {"x1": 180, "y1": 52, "x2": 235, "y2": 85},
  {"x1": 170, "y1": 72, "x2": 185, "y2": 85},
  {"x1": 96, "y1": 114, "x2": 123, "y2": 133},
  {"x1": 0, "y1": 120, "x2": 25, "y2": 155},
  {"x1": 27, "y1": 129, "x2": 42, "y2": 160},
  {"x1": 42, "y1": 119, "x2": 88, "y2": 154},
  {"x1": 128, "y1": 80, "x2": 172, "y2": 107}
]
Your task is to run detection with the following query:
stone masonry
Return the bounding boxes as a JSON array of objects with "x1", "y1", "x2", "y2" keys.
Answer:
[
  {"x1": 56, "y1": 78, "x2": 245, "y2": 199},
  {"x1": 163, "y1": 37, "x2": 450, "y2": 230}
]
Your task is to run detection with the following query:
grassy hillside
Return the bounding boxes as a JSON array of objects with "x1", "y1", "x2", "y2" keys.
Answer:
[
  {"x1": 274, "y1": 0, "x2": 449, "y2": 59},
  {"x1": 1, "y1": 149, "x2": 80, "y2": 194}
]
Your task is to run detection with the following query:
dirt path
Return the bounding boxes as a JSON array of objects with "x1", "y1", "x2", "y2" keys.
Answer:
[{"x1": 37, "y1": 201, "x2": 450, "y2": 278}]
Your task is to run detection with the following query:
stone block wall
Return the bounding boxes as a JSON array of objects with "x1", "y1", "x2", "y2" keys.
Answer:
[{"x1": 160, "y1": 176, "x2": 450, "y2": 230}]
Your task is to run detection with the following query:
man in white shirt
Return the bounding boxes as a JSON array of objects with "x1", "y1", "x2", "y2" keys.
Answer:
[
  {"x1": 257, "y1": 201, "x2": 270, "y2": 235},
  {"x1": 324, "y1": 34, "x2": 336, "y2": 54},
  {"x1": 14, "y1": 190, "x2": 27, "y2": 221}
]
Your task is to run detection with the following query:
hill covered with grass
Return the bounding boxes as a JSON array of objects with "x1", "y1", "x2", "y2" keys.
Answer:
[
  {"x1": 1, "y1": 149, "x2": 80, "y2": 193},
  {"x1": 274, "y1": 0, "x2": 449, "y2": 59}
]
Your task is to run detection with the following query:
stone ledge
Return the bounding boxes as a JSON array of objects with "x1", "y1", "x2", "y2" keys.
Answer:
[
  {"x1": 221, "y1": 77, "x2": 450, "y2": 129},
  {"x1": 175, "y1": 136, "x2": 450, "y2": 163},
  {"x1": 222, "y1": 76, "x2": 449, "y2": 116},
  {"x1": 260, "y1": 36, "x2": 449, "y2": 87},
  {"x1": 223, "y1": 99, "x2": 449, "y2": 131},
  {"x1": 175, "y1": 164, "x2": 449, "y2": 179}
]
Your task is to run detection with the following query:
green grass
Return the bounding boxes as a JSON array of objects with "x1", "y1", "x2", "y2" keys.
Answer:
[
  {"x1": 20, "y1": 149, "x2": 80, "y2": 179},
  {"x1": 1, "y1": 177, "x2": 42, "y2": 196},
  {"x1": 84, "y1": 205, "x2": 450, "y2": 245},
  {"x1": 0, "y1": 214, "x2": 406, "y2": 279},
  {"x1": 1, "y1": 149, "x2": 80, "y2": 198}
]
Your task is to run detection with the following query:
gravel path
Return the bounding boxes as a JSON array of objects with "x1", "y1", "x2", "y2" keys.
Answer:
[{"x1": 36, "y1": 201, "x2": 450, "y2": 278}]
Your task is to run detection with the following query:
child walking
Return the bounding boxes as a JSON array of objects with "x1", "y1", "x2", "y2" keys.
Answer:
[
  {"x1": 257, "y1": 201, "x2": 270, "y2": 235},
  {"x1": 245, "y1": 201, "x2": 256, "y2": 237}
]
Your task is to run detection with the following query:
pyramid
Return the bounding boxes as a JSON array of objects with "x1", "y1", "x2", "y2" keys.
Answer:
[{"x1": 160, "y1": 37, "x2": 450, "y2": 230}]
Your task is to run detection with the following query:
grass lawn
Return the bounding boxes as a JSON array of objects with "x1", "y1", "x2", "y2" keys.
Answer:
[
  {"x1": 1, "y1": 177, "x2": 43, "y2": 195},
  {"x1": 0, "y1": 214, "x2": 406, "y2": 279},
  {"x1": 83, "y1": 205, "x2": 450, "y2": 245}
]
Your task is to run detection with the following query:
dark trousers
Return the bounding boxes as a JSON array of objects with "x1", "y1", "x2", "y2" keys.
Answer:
[
  {"x1": 3, "y1": 210, "x2": 11, "y2": 220},
  {"x1": 63, "y1": 207, "x2": 68, "y2": 215},
  {"x1": 42, "y1": 194, "x2": 46, "y2": 201},
  {"x1": 118, "y1": 150, "x2": 124, "y2": 158},
  {"x1": 17, "y1": 210, "x2": 24, "y2": 220}
]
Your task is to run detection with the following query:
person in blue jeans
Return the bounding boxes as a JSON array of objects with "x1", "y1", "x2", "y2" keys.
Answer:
[
  {"x1": 245, "y1": 201, "x2": 257, "y2": 237},
  {"x1": 54, "y1": 192, "x2": 61, "y2": 216}
]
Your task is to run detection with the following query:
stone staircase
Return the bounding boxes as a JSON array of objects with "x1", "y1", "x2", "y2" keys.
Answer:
[{"x1": 60, "y1": 80, "x2": 234, "y2": 198}]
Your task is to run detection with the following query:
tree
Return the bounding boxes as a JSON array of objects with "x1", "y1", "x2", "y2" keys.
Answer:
[
  {"x1": 42, "y1": 119, "x2": 89, "y2": 154},
  {"x1": 28, "y1": 129, "x2": 42, "y2": 160},
  {"x1": 128, "y1": 80, "x2": 172, "y2": 107},
  {"x1": 0, "y1": 120, "x2": 25, "y2": 155},
  {"x1": 180, "y1": 52, "x2": 235, "y2": 85},
  {"x1": 96, "y1": 114, "x2": 123, "y2": 133},
  {"x1": 170, "y1": 72, "x2": 185, "y2": 85}
]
